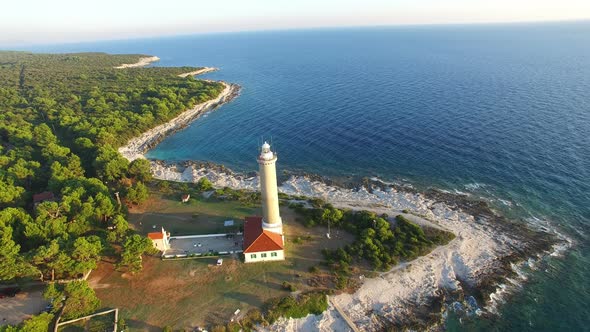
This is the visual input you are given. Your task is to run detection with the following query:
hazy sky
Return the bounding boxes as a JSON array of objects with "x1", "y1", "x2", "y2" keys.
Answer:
[{"x1": 2, "y1": 0, "x2": 590, "y2": 45}]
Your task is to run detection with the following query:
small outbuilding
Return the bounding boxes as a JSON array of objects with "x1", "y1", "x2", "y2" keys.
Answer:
[
  {"x1": 181, "y1": 194, "x2": 190, "y2": 203},
  {"x1": 148, "y1": 227, "x2": 171, "y2": 251}
]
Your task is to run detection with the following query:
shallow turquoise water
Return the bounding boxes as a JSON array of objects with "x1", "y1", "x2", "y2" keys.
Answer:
[{"x1": 27, "y1": 21, "x2": 590, "y2": 330}]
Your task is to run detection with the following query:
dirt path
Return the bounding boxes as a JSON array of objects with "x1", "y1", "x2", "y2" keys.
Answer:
[
  {"x1": 0, "y1": 286, "x2": 48, "y2": 326},
  {"x1": 328, "y1": 297, "x2": 359, "y2": 332}
]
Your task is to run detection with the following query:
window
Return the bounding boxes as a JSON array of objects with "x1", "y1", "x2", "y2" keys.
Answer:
[
  {"x1": 261, "y1": 253, "x2": 267, "y2": 258},
  {"x1": 250, "y1": 254, "x2": 256, "y2": 259},
  {"x1": 271, "y1": 252, "x2": 278, "y2": 257}
]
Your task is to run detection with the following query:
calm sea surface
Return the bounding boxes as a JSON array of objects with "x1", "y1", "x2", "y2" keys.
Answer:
[{"x1": 27, "y1": 22, "x2": 590, "y2": 330}]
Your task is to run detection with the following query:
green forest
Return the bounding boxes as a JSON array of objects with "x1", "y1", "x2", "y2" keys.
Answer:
[{"x1": 0, "y1": 51, "x2": 224, "y2": 329}]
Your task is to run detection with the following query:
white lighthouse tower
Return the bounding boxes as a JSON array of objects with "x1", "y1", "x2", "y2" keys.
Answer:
[
  {"x1": 258, "y1": 141, "x2": 283, "y2": 235},
  {"x1": 242, "y1": 142, "x2": 285, "y2": 263}
]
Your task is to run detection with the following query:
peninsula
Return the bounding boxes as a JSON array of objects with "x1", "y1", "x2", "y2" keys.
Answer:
[
  {"x1": 0, "y1": 51, "x2": 568, "y2": 332},
  {"x1": 114, "y1": 55, "x2": 160, "y2": 68},
  {"x1": 114, "y1": 54, "x2": 568, "y2": 330}
]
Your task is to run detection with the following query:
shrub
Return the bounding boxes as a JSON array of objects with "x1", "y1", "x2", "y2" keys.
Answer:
[
  {"x1": 241, "y1": 309, "x2": 264, "y2": 329},
  {"x1": 423, "y1": 226, "x2": 456, "y2": 245},
  {"x1": 196, "y1": 177, "x2": 214, "y2": 191},
  {"x1": 265, "y1": 292, "x2": 328, "y2": 324},
  {"x1": 158, "y1": 181, "x2": 171, "y2": 193},
  {"x1": 292, "y1": 203, "x2": 457, "y2": 272},
  {"x1": 282, "y1": 282, "x2": 297, "y2": 292},
  {"x1": 309, "y1": 198, "x2": 325, "y2": 208},
  {"x1": 211, "y1": 326, "x2": 226, "y2": 332},
  {"x1": 304, "y1": 218, "x2": 316, "y2": 227},
  {"x1": 226, "y1": 321, "x2": 241, "y2": 332},
  {"x1": 335, "y1": 275, "x2": 349, "y2": 289},
  {"x1": 278, "y1": 192, "x2": 290, "y2": 199},
  {"x1": 126, "y1": 181, "x2": 149, "y2": 204},
  {"x1": 117, "y1": 318, "x2": 127, "y2": 331}
]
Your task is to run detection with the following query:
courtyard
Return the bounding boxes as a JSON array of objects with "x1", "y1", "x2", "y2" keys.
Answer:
[{"x1": 165, "y1": 234, "x2": 244, "y2": 256}]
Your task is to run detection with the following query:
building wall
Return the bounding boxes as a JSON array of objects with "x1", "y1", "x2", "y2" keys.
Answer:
[
  {"x1": 244, "y1": 250, "x2": 284, "y2": 263},
  {"x1": 259, "y1": 156, "x2": 282, "y2": 228},
  {"x1": 151, "y1": 238, "x2": 170, "y2": 251}
]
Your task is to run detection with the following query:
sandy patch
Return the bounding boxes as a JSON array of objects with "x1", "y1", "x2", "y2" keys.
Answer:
[
  {"x1": 177, "y1": 67, "x2": 218, "y2": 78},
  {"x1": 114, "y1": 56, "x2": 160, "y2": 69}
]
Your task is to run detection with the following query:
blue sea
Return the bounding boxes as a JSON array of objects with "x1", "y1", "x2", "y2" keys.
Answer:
[{"x1": 27, "y1": 21, "x2": 590, "y2": 330}]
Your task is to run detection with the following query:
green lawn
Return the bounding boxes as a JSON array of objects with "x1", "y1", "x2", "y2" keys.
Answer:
[{"x1": 128, "y1": 191, "x2": 259, "y2": 236}]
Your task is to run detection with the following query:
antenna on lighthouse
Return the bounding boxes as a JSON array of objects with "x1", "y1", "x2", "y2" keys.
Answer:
[{"x1": 270, "y1": 136, "x2": 278, "y2": 157}]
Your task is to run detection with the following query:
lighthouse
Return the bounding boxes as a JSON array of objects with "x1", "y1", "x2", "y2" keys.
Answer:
[
  {"x1": 242, "y1": 142, "x2": 285, "y2": 263},
  {"x1": 258, "y1": 142, "x2": 283, "y2": 235}
]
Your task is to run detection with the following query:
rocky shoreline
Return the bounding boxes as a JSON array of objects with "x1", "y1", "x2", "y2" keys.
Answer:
[
  {"x1": 116, "y1": 58, "x2": 238, "y2": 161},
  {"x1": 116, "y1": 58, "x2": 570, "y2": 330},
  {"x1": 118, "y1": 82, "x2": 240, "y2": 161},
  {"x1": 149, "y1": 160, "x2": 568, "y2": 331}
]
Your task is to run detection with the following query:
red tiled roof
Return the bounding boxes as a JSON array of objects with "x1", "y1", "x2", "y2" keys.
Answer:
[
  {"x1": 247, "y1": 231, "x2": 283, "y2": 253},
  {"x1": 148, "y1": 232, "x2": 164, "y2": 240},
  {"x1": 33, "y1": 191, "x2": 55, "y2": 203},
  {"x1": 243, "y1": 216, "x2": 263, "y2": 247},
  {"x1": 243, "y1": 216, "x2": 284, "y2": 253}
]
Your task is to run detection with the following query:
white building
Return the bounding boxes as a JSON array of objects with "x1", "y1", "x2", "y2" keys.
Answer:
[
  {"x1": 148, "y1": 227, "x2": 170, "y2": 251},
  {"x1": 258, "y1": 141, "x2": 283, "y2": 235},
  {"x1": 243, "y1": 216, "x2": 284, "y2": 263},
  {"x1": 243, "y1": 142, "x2": 285, "y2": 263}
]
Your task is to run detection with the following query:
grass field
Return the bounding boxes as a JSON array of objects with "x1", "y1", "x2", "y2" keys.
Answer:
[
  {"x1": 90, "y1": 191, "x2": 354, "y2": 331},
  {"x1": 128, "y1": 191, "x2": 255, "y2": 236}
]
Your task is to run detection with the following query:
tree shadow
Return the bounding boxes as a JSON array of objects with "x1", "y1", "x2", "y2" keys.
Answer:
[
  {"x1": 224, "y1": 291, "x2": 264, "y2": 308},
  {"x1": 267, "y1": 271, "x2": 298, "y2": 283},
  {"x1": 203, "y1": 309, "x2": 232, "y2": 328}
]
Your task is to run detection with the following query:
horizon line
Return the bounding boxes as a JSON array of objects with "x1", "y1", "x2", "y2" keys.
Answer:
[{"x1": 2, "y1": 17, "x2": 589, "y2": 50}]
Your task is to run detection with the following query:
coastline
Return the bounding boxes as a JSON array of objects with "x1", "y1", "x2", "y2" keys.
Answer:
[
  {"x1": 115, "y1": 58, "x2": 570, "y2": 330},
  {"x1": 177, "y1": 66, "x2": 218, "y2": 78},
  {"x1": 150, "y1": 160, "x2": 569, "y2": 330},
  {"x1": 114, "y1": 56, "x2": 160, "y2": 69},
  {"x1": 118, "y1": 81, "x2": 240, "y2": 161}
]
